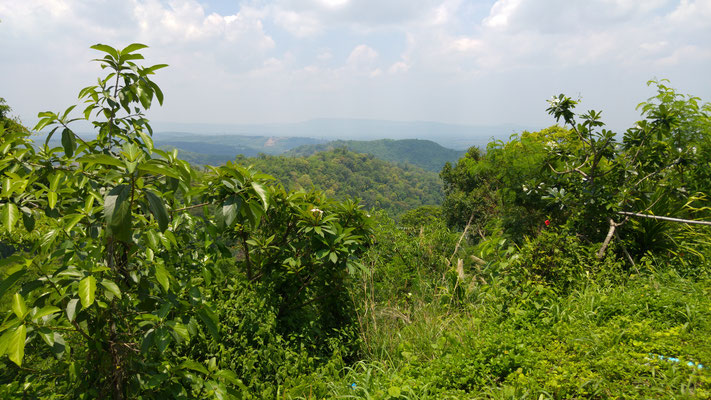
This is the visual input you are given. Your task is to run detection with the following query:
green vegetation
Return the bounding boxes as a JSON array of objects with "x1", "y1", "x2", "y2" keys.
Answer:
[
  {"x1": 154, "y1": 133, "x2": 323, "y2": 159},
  {"x1": 241, "y1": 149, "x2": 444, "y2": 217},
  {"x1": 285, "y1": 139, "x2": 465, "y2": 172},
  {"x1": 1, "y1": 46, "x2": 710, "y2": 399}
]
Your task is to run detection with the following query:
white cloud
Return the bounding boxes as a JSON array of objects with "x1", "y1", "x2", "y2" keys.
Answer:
[
  {"x1": 1, "y1": 0, "x2": 710, "y2": 129},
  {"x1": 273, "y1": 8, "x2": 323, "y2": 37},
  {"x1": 347, "y1": 44, "x2": 378, "y2": 67},
  {"x1": 388, "y1": 61, "x2": 410, "y2": 74}
]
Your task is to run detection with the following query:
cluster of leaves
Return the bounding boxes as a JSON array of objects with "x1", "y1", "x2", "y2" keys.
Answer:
[
  {"x1": 241, "y1": 148, "x2": 444, "y2": 216},
  {"x1": 0, "y1": 44, "x2": 371, "y2": 399},
  {"x1": 442, "y1": 81, "x2": 711, "y2": 267}
]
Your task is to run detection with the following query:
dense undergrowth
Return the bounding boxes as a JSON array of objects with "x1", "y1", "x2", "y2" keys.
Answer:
[{"x1": 1, "y1": 45, "x2": 710, "y2": 399}]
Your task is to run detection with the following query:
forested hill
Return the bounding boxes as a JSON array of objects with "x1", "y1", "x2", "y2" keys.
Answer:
[
  {"x1": 242, "y1": 148, "x2": 443, "y2": 215},
  {"x1": 284, "y1": 138, "x2": 465, "y2": 172}
]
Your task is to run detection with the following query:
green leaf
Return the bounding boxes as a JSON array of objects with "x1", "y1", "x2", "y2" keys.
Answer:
[
  {"x1": 216, "y1": 196, "x2": 242, "y2": 230},
  {"x1": 8, "y1": 325, "x2": 26, "y2": 366},
  {"x1": 0, "y1": 329, "x2": 12, "y2": 355},
  {"x1": 104, "y1": 185, "x2": 132, "y2": 242},
  {"x1": 137, "y1": 160, "x2": 180, "y2": 179},
  {"x1": 214, "y1": 370, "x2": 241, "y2": 385},
  {"x1": 197, "y1": 308, "x2": 220, "y2": 340},
  {"x1": 90, "y1": 44, "x2": 119, "y2": 59},
  {"x1": 78, "y1": 154, "x2": 125, "y2": 168},
  {"x1": 169, "y1": 322, "x2": 190, "y2": 341},
  {"x1": 64, "y1": 214, "x2": 84, "y2": 231},
  {"x1": 137, "y1": 130, "x2": 154, "y2": 151},
  {"x1": 121, "y1": 43, "x2": 148, "y2": 54},
  {"x1": 61, "y1": 128, "x2": 76, "y2": 157},
  {"x1": 50, "y1": 332, "x2": 66, "y2": 360},
  {"x1": 100, "y1": 279, "x2": 122, "y2": 299},
  {"x1": 155, "y1": 264, "x2": 170, "y2": 292},
  {"x1": 0, "y1": 269, "x2": 26, "y2": 300},
  {"x1": 1, "y1": 203, "x2": 19, "y2": 233},
  {"x1": 47, "y1": 191, "x2": 58, "y2": 209},
  {"x1": 181, "y1": 360, "x2": 209, "y2": 375},
  {"x1": 33, "y1": 306, "x2": 61, "y2": 320},
  {"x1": 12, "y1": 293, "x2": 27, "y2": 319},
  {"x1": 21, "y1": 211, "x2": 35, "y2": 232},
  {"x1": 250, "y1": 182, "x2": 270, "y2": 210},
  {"x1": 78, "y1": 276, "x2": 96, "y2": 308},
  {"x1": 154, "y1": 326, "x2": 172, "y2": 353},
  {"x1": 145, "y1": 190, "x2": 169, "y2": 232}
]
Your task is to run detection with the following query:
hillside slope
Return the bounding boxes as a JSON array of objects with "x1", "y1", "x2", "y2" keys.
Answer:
[
  {"x1": 285, "y1": 138, "x2": 465, "y2": 172},
  {"x1": 242, "y1": 148, "x2": 443, "y2": 216}
]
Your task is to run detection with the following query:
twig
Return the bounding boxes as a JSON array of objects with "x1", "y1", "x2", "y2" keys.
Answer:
[
  {"x1": 171, "y1": 202, "x2": 209, "y2": 213},
  {"x1": 617, "y1": 211, "x2": 711, "y2": 226}
]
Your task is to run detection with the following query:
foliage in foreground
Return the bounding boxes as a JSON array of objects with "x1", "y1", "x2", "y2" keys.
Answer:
[{"x1": 0, "y1": 44, "x2": 371, "y2": 399}]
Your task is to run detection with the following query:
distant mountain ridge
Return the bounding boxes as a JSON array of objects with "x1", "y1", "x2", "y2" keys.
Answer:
[
  {"x1": 151, "y1": 118, "x2": 529, "y2": 150},
  {"x1": 285, "y1": 139, "x2": 465, "y2": 172}
]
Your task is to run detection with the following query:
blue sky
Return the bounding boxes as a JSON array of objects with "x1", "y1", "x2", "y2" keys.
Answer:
[{"x1": 1, "y1": 0, "x2": 710, "y2": 133}]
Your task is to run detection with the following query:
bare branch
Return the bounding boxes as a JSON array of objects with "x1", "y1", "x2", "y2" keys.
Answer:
[{"x1": 617, "y1": 211, "x2": 711, "y2": 226}]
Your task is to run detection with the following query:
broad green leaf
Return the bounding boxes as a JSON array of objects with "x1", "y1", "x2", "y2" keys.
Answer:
[
  {"x1": 214, "y1": 370, "x2": 241, "y2": 385},
  {"x1": 38, "y1": 327, "x2": 55, "y2": 347},
  {"x1": 169, "y1": 322, "x2": 190, "y2": 341},
  {"x1": 104, "y1": 185, "x2": 132, "y2": 242},
  {"x1": 181, "y1": 360, "x2": 209, "y2": 375},
  {"x1": 216, "y1": 196, "x2": 242, "y2": 230},
  {"x1": 251, "y1": 182, "x2": 269, "y2": 210},
  {"x1": 155, "y1": 263, "x2": 170, "y2": 291},
  {"x1": 0, "y1": 269, "x2": 26, "y2": 300},
  {"x1": 12, "y1": 293, "x2": 27, "y2": 319},
  {"x1": 21, "y1": 211, "x2": 35, "y2": 232},
  {"x1": 137, "y1": 130, "x2": 154, "y2": 151},
  {"x1": 197, "y1": 308, "x2": 220, "y2": 340},
  {"x1": 137, "y1": 160, "x2": 180, "y2": 179},
  {"x1": 61, "y1": 128, "x2": 76, "y2": 157},
  {"x1": 33, "y1": 306, "x2": 61, "y2": 320},
  {"x1": 154, "y1": 326, "x2": 172, "y2": 353},
  {"x1": 78, "y1": 154, "x2": 124, "y2": 168},
  {"x1": 0, "y1": 329, "x2": 12, "y2": 355},
  {"x1": 47, "y1": 191, "x2": 58, "y2": 209},
  {"x1": 147, "y1": 373, "x2": 169, "y2": 388},
  {"x1": 78, "y1": 276, "x2": 96, "y2": 308},
  {"x1": 145, "y1": 190, "x2": 169, "y2": 232},
  {"x1": 51, "y1": 332, "x2": 66, "y2": 360},
  {"x1": 40, "y1": 229, "x2": 59, "y2": 250},
  {"x1": 90, "y1": 43, "x2": 119, "y2": 59},
  {"x1": 1, "y1": 203, "x2": 19, "y2": 233},
  {"x1": 121, "y1": 43, "x2": 148, "y2": 54},
  {"x1": 8, "y1": 325, "x2": 26, "y2": 366},
  {"x1": 100, "y1": 279, "x2": 122, "y2": 299},
  {"x1": 64, "y1": 214, "x2": 84, "y2": 231}
]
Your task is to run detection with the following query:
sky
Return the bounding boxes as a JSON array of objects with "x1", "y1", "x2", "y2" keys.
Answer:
[{"x1": 1, "y1": 0, "x2": 710, "y2": 133}]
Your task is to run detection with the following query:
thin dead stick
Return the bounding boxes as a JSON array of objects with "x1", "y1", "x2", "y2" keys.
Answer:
[
  {"x1": 617, "y1": 211, "x2": 711, "y2": 226},
  {"x1": 171, "y1": 202, "x2": 209, "y2": 213},
  {"x1": 450, "y1": 212, "x2": 475, "y2": 264}
]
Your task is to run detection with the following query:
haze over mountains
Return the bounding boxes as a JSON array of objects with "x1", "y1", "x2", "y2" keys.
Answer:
[
  {"x1": 151, "y1": 118, "x2": 529, "y2": 150},
  {"x1": 44, "y1": 118, "x2": 532, "y2": 171}
]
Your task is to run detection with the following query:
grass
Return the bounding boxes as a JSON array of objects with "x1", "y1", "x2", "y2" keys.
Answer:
[{"x1": 282, "y1": 267, "x2": 711, "y2": 399}]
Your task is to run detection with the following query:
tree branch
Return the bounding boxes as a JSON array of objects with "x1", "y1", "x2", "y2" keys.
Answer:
[{"x1": 617, "y1": 211, "x2": 711, "y2": 226}]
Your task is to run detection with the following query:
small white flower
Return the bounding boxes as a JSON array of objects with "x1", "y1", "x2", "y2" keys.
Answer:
[{"x1": 310, "y1": 208, "x2": 323, "y2": 215}]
